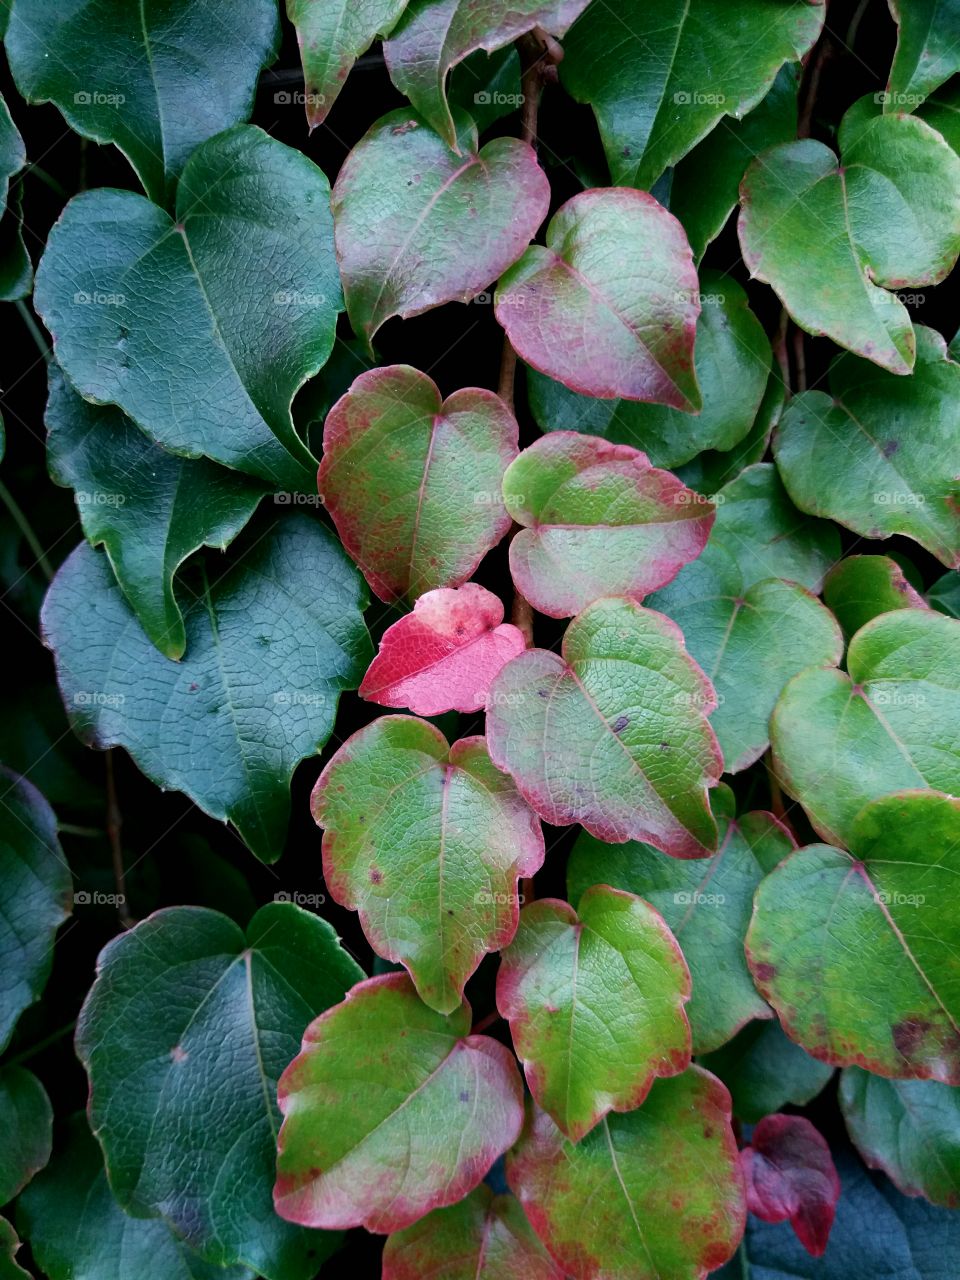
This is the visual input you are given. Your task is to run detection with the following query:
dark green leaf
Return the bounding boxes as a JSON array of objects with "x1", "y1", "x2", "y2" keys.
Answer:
[
  {"x1": 0, "y1": 1065, "x2": 52, "y2": 1203},
  {"x1": 699, "y1": 1020, "x2": 834, "y2": 1125},
  {"x1": 823, "y1": 555, "x2": 929, "y2": 639}
]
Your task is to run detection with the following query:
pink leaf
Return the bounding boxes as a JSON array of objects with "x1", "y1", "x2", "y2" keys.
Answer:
[{"x1": 740, "y1": 1114, "x2": 840, "y2": 1257}]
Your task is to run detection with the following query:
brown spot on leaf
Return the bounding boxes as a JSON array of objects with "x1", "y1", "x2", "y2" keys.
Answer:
[
  {"x1": 612, "y1": 715, "x2": 629, "y2": 733},
  {"x1": 754, "y1": 962, "x2": 777, "y2": 983}
]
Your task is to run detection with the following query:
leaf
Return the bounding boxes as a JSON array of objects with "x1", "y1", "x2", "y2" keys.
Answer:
[
  {"x1": 526, "y1": 275, "x2": 771, "y2": 469},
  {"x1": 503, "y1": 433, "x2": 714, "y2": 618},
  {"x1": 274, "y1": 971, "x2": 524, "y2": 1232},
  {"x1": 674, "y1": 361, "x2": 785, "y2": 496},
  {"x1": 647, "y1": 539, "x2": 843, "y2": 771},
  {"x1": 823, "y1": 555, "x2": 929, "y2": 639},
  {"x1": 286, "y1": 0, "x2": 406, "y2": 128},
  {"x1": 319, "y1": 365, "x2": 517, "y2": 604},
  {"x1": 507, "y1": 1067, "x2": 746, "y2": 1279},
  {"x1": 887, "y1": 0, "x2": 960, "y2": 109},
  {"x1": 0, "y1": 768, "x2": 71, "y2": 1051},
  {"x1": 45, "y1": 364, "x2": 266, "y2": 661},
  {"x1": 774, "y1": 327, "x2": 960, "y2": 567},
  {"x1": 5, "y1": 0, "x2": 279, "y2": 206},
  {"x1": 739, "y1": 102, "x2": 960, "y2": 374},
  {"x1": 333, "y1": 109, "x2": 548, "y2": 347},
  {"x1": 770, "y1": 608, "x2": 960, "y2": 846},
  {"x1": 382, "y1": 1184, "x2": 563, "y2": 1280},
  {"x1": 747, "y1": 789, "x2": 960, "y2": 1084},
  {"x1": 0, "y1": 93, "x2": 31, "y2": 302},
  {"x1": 383, "y1": 0, "x2": 589, "y2": 147},
  {"x1": 485, "y1": 596, "x2": 722, "y2": 857},
  {"x1": 448, "y1": 47, "x2": 522, "y2": 134},
  {"x1": 839, "y1": 1067, "x2": 960, "y2": 1207},
  {"x1": 34, "y1": 127, "x2": 340, "y2": 489},
  {"x1": 76, "y1": 903, "x2": 362, "y2": 1278},
  {"x1": 0, "y1": 1220, "x2": 29, "y2": 1280},
  {"x1": 18, "y1": 1116, "x2": 252, "y2": 1280},
  {"x1": 0, "y1": 1066, "x2": 52, "y2": 1203},
  {"x1": 918, "y1": 83, "x2": 960, "y2": 153},
  {"x1": 568, "y1": 805, "x2": 795, "y2": 1053},
  {"x1": 496, "y1": 187, "x2": 701, "y2": 408},
  {"x1": 929, "y1": 570, "x2": 960, "y2": 616},
  {"x1": 41, "y1": 515, "x2": 371, "y2": 862},
  {"x1": 0, "y1": 91, "x2": 25, "y2": 219},
  {"x1": 359, "y1": 583, "x2": 526, "y2": 714},
  {"x1": 560, "y1": 0, "x2": 823, "y2": 188},
  {"x1": 699, "y1": 1020, "x2": 835, "y2": 1125},
  {"x1": 741, "y1": 1115, "x2": 840, "y2": 1257}
]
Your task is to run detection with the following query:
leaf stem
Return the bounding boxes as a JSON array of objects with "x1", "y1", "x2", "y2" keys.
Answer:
[
  {"x1": 0, "y1": 479, "x2": 55, "y2": 581},
  {"x1": 105, "y1": 751, "x2": 133, "y2": 928},
  {"x1": 15, "y1": 299, "x2": 51, "y2": 362},
  {"x1": 471, "y1": 1009, "x2": 502, "y2": 1035},
  {"x1": 7, "y1": 1019, "x2": 77, "y2": 1066}
]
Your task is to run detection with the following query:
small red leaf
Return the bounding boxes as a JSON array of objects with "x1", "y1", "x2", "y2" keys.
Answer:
[
  {"x1": 360, "y1": 583, "x2": 526, "y2": 714},
  {"x1": 740, "y1": 1114, "x2": 840, "y2": 1257}
]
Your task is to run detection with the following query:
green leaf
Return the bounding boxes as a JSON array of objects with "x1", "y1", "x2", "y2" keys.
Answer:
[
  {"x1": 747, "y1": 789, "x2": 960, "y2": 1084},
  {"x1": 319, "y1": 365, "x2": 517, "y2": 604},
  {"x1": 313, "y1": 716, "x2": 544, "y2": 1014},
  {"x1": 497, "y1": 885, "x2": 691, "y2": 1140},
  {"x1": 526, "y1": 274, "x2": 771, "y2": 468},
  {"x1": 917, "y1": 83, "x2": 960, "y2": 153},
  {"x1": 18, "y1": 1116, "x2": 252, "y2": 1280},
  {"x1": 41, "y1": 515, "x2": 371, "y2": 862},
  {"x1": 76, "y1": 904, "x2": 363, "y2": 1279},
  {"x1": 823, "y1": 555, "x2": 929, "y2": 639},
  {"x1": 507, "y1": 1067, "x2": 745, "y2": 1279},
  {"x1": 887, "y1": 0, "x2": 960, "y2": 110},
  {"x1": 448, "y1": 47, "x2": 522, "y2": 134},
  {"x1": 775, "y1": 327, "x2": 960, "y2": 566},
  {"x1": 0, "y1": 1220, "x2": 29, "y2": 1280},
  {"x1": 486, "y1": 596, "x2": 722, "y2": 857},
  {"x1": 674, "y1": 361, "x2": 785, "y2": 496},
  {"x1": 561, "y1": 0, "x2": 823, "y2": 189},
  {"x1": 34, "y1": 127, "x2": 340, "y2": 489},
  {"x1": 0, "y1": 91, "x2": 25, "y2": 219},
  {"x1": 771, "y1": 608, "x2": 960, "y2": 846},
  {"x1": 699, "y1": 1020, "x2": 834, "y2": 1125},
  {"x1": 496, "y1": 188, "x2": 701, "y2": 408},
  {"x1": 0, "y1": 768, "x2": 71, "y2": 1051},
  {"x1": 6, "y1": 0, "x2": 279, "y2": 205},
  {"x1": 46, "y1": 365, "x2": 266, "y2": 660},
  {"x1": 739, "y1": 103, "x2": 960, "y2": 373},
  {"x1": 274, "y1": 972, "x2": 524, "y2": 1232},
  {"x1": 0, "y1": 1065, "x2": 52, "y2": 1203},
  {"x1": 929, "y1": 570, "x2": 960, "y2": 617},
  {"x1": 568, "y1": 807, "x2": 794, "y2": 1053},
  {"x1": 0, "y1": 92, "x2": 30, "y2": 302},
  {"x1": 333, "y1": 108, "x2": 549, "y2": 347}
]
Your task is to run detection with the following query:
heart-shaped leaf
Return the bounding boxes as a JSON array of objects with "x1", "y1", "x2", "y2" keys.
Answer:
[
  {"x1": 839, "y1": 1068, "x2": 960, "y2": 1207},
  {"x1": 274, "y1": 972, "x2": 524, "y2": 1232},
  {"x1": 929, "y1": 569, "x2": 960, "y2": 616},
  {"x1": 740, "y1": 1115, "x2": 840, "y2": 1257},
  {"x1": 770, "y1": 608, "x2": 960, "y2": 846},
  {"x1": 5, "y1": 0, "x2": 279, "y2": 205},
  {"x1": 747, "y1": 789, "x2": 960, "y2": 1084},
  {"x1": 359, "y1": 583, "x2": 526, "y2": 714},
  {"x1": 503, "y1": 433, "x2": 714, "y2": 617},
  {"x1": 313, "y1": 716, "x2": 543, "y2": 1013},
  {"x1": 496, "y1": 188, "x2": 701, "y2": 408},
  {"x1": 887, "y1": 0, "x2": 960, "y2": 108},
  {"x1": 35, "y1": 127, "x2": 340, "y2": 489},
  {"x1": 700, "y1": 1020, "x2": 834, "y2": 1125},
  {"x1": 333, "y1": 109, "x2": 548, "y2": 346},
  {"x1": 739, "y1": 103, "x2": 960, "y2": 373},
  {"x1": 824, "y1": 555, "x2": 929, "y2": 639},
  {"x1": 507, "y1": 1067, "x2": 745, "y2": 1280},
  {"x1": 775, "y1": 327, "x2": 960, "y2": 566},
  {"x1": 45, "y1": 365, "x2": 266, "y2": 661},
  {"x1": 382, "y1": 1185, "x2": 563, "y2": 1280},
  {"x1": 561, "y1": 0, "x2": 823, "y2": 188},
  {"x1": 319, "y1": 366, "x2": 517, "y2": 604},
  {"x1": 675, "y1": 362, "x2": 785, "y2": 497},
  {"x1": 76, "y1": 904, "x2": 362, "y2": 1278},
  {"x1": 496, "y1": 886, "x2": 691, "y2": 1141},
  {"x1": 0, "y1": 1066, "x2": 52, "y2": 1204},
  {"x1": 485, "y1": 596, "x2": 722, "y2": 857},
  {"x1": 41, "y1": 515, "x2": 371, "y2": 862}
]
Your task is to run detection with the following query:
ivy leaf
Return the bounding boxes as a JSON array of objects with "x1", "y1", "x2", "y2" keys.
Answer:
[
  {"x1": 700, "y1": 1020, "x2": 835, "y2": 1125},
  {"x1": 675, "y1": 362, "x2": 785, "y2": 496},
  {"x1": 560, "y1": 0, "x2": 823, "y2": 188},
  {"x1": 839, "y1": 1068, "x2": 960, "y2": 1208},
  {"x1": 359, "y1": 583, "x2": 526, "y2": 715},
  {"x1": 918, "y1": 84, "x2": 960, "y2": 152},
  {"x1": 0, "y1": 1221, "x2": 29, "y2": 1280},
  {"x1": 448, "y1": 47, "x2": 522, "y2": 133},
  {"x1": 314, "y1": 715, "x2": 543, "y2": 1013},
  {"x1": 383, "y1": 0, "x2": 589, "y2": 148},
  {"x1": 319, "y1": 366, "x2": 517, "y2": 604},
  {"x1": 485, "y1": 596, "x2": 722, "y2": 857},
  {"x1": 0, "y1": 92, "x2": 30, "y2": 302},
  {"x1": 76, "y1": 903, "x2": 362, "y2": 1279},
  {"x1": 0, "y1": 768, "x2": 72, "y2": 1051},
  {"x1": 823, "y1": 555, "x2": 929, "y2": 639},
  {"x1": 274, "y1": 972, "x2": 524, "y2": 1232},
  {"x1": 34, "y1": 127, "x2": 340, "y2": 489},
  {"x1": 45, "y1": 365, "x2": 266, "y2": 661},
  {"x1": 929, "y1": 570, "x2": 960, "y2": 617},
  {"x1": 741, "y1": 1115, "x2": 840, "y2": 1258},
  {"x1": 526, "y1": 275, "x2": 770, "y2": 469},
  {"x1": 747, "y1": 789, "x2": 960, "y2": 1084},
  {"x1": 381, "y1": 1184, "x2": 563, "y2": 1280},
  {"x1": 770, "y1": 608, "x2": 960, "y2": 847},
  {"x1": 496, "y1": 188, "x2": 701, "y2": 408},
  {"x1": 41, "y1": 515, "x2": 371, "y2": 862},
  {"x1": 739, "y1": 103, "x2": 960, "y2": 374},
  {"x1": 0, "y1": 1066, "x2": 52, "y2": 1203},
  {"x1": 568, "y1": 804, "x2": 795, "y2": 1053},
  {"x1": 775, "y1": 328, "x2": 960, "y2": 567},
  {"x1": 887, "y1": 0, "x2": 960, "y2": 109},
  {"x1": 6, "y1": 0, "x2": 279, "y2": 206},
  {"x1": 507, "y1": 1067, "x2": 745, "y2": 1279},
  {"x1": 333, "y1": 109, "x2": 548, "y2": 347}
]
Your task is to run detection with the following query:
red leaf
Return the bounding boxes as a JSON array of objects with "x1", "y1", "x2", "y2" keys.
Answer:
[{"x1": 740, "y1": 1114, "x2": 840, "y2": 1257}]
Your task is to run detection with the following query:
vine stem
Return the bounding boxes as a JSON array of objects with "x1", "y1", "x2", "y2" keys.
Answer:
[{"x1": 105, "y1": 751, "x2": 133, "y2": 927}]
